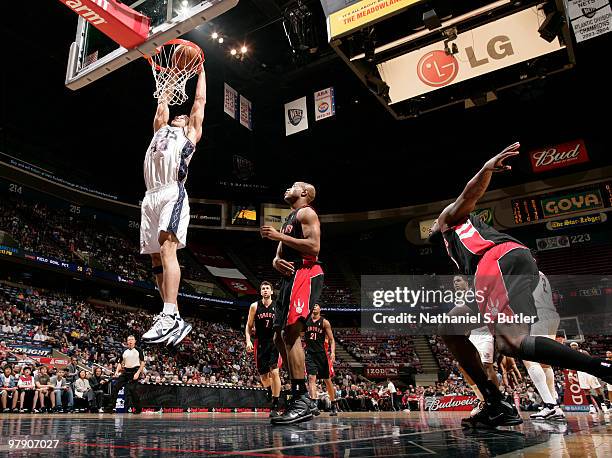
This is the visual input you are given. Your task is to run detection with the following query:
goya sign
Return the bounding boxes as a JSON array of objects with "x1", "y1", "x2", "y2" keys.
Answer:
[{"x1": 541, "y1": 190, "x2": 603, "y2": 218}]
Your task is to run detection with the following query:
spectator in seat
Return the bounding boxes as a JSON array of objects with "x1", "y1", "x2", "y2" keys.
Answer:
[
  {"x1": 74, "y1": 370, "x2": 96, "y2": 412},
  {"x1": 1, "y1": 365, "x2": 19, "y2": 412},
  {"x1": 50, "y1": 369, "x2": 73, "y2": 412},
  {"x1": 17, "y1": 366, "x2": 36, "y2": 412},
  {"x1": 66, "y1": 357, "x2": 79, "y2": 386},
  {"x1": 90, "y1": 367, "x2": 110, "y2": 412},
  {"x1": 34, "y1": 365, "x2": 55, "y2": 413}
]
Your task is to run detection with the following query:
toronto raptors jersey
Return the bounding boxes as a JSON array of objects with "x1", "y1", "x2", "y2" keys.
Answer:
[
  {"x1": 442, "y1": 214, "x2": 522, "y2": 275},
  {"x1": 254, "y1": 300, "x2": 276, "y2": 341},
  {"x1": 143, "y1": 126, "x2": 195, "y2": 191},
  {"x1": 305, "y1": 316, "x2": 325, "y2": 353},
  {"x1": 281, "y1": 206, "x2": 317, "y2": 263}
]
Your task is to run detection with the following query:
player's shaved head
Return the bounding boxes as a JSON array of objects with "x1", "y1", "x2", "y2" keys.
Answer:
[{"x1": 296, "y1": 182, "x2": 316, "y2": 203}]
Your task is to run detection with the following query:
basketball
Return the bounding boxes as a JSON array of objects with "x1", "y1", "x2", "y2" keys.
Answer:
[{"x1": 172, "y1": 44, "x2": 201, "y2": 71}]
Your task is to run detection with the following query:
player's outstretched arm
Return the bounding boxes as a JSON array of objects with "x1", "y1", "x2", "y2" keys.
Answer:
[
  {"x1": 439, "y1": 142, "x2": 520, "y2": 229},
  {"x1": 245, "y1": 302, "x2": 257, "y2": 352},
  {"x1": 153, "y1": 94, "x2": 170, "y2": 132},
  {"x1": 188, "y1": 66, "x2": 207, "y2": 143}
]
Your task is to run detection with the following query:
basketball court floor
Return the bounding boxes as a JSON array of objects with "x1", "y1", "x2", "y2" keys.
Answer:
[{"x1": 1, "y1": 412, "x2": 611, "y2": 457}]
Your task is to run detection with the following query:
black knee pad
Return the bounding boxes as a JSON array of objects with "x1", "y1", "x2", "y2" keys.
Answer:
[{"x1": 152, "y1": 265, "x2": 163, "y2": 275}]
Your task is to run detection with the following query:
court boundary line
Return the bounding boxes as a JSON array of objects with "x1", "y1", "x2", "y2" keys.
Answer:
[{"x1": 238, "y1": 428, "x2": 462, "y2": 453}]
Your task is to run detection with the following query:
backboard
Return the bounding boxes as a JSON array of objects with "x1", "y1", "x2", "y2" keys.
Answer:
[{"x1": 65, "y1": 0, "x2": 238, "y2": 90}]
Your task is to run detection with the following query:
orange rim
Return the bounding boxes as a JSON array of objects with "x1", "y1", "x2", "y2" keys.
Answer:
[{"x1": 145, "y1": 38, "x2": 204, "y2": 72}]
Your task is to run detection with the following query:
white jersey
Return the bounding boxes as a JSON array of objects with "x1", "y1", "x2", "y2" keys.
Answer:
[
  {"x1": 534, "y1": 271, "x2": 556, "y2": 314},
  {"x1": 530, "y1": 271, "x2": 560, "y2": 337},
  {"x1": 143, "y1": 126, "x2": 195, "y2": 191}
]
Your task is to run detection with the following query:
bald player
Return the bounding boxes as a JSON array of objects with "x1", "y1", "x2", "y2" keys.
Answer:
[{"x1": 261, "y1": 182, "x2": 323, "y2": 425}]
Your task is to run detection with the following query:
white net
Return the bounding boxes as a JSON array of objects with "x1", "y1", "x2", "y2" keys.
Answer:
[{"x1": 147, "y1": 39, "x2": 204, "y2": 106}]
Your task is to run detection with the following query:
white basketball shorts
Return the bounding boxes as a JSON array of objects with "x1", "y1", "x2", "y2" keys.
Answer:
[
  {"x1": 577, "y1": 371, "x2": 601, "y2": 390},
  {"x1": 140, "y1": 183, "x2": 190, "y2": 254},
  {"x1": 469, "y1": 328, "x2": 495, "y2": 364}
]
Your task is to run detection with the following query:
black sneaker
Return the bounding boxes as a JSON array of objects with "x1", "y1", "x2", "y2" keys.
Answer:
[
  {"x1": 271, "y1": 394, "x2": 312, "y2": 425},
  {"x1": 330, "y1": 403, "x2": 338, "y2": 416},
  {"x1": 310, "y1": 398, "x2": 320, "y2": 417},
  {"x1": 462, "y1": 399, "x2": 523, "y2": 429},
  {"x1": 269, "y1": 409, "x2": 280, "y2": 419}
]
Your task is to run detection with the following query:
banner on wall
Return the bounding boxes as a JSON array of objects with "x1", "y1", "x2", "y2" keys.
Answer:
[
  {"x1": 541, "y1": 190, "x2": 603, "y2": 218},
  {"x1": 364, "y1": 366, "x2": 399, "y2": 379},
  {"x1": 7, "y1": 344, "x2": 53, "y2": 357},
  {"x1": 565, "y1": 0, "x2": 612, "y2": 43},
  {"x1": 240, "y1": 95, "x2": 253, "y2": 130},
  {"x1": 285, "y1": 97, "x2": 309, "y2": 136},
  {"x1": 471, "y1": 208, "x2": 493, "y2": 226},
  {"x1": 529, "y1": 139, "x2": 589, "y2": 173},
  {"x1": 314, "y1": 87, "x2": 335, "y2": 121},
  {"x1": 424, "y1": 395, "x2": 479, "y2": 412},
  {"x1": 219, "y1": 278, "x2": 258, "y2": 295},
  {"x1": 378, "y1": 7, "x2": 565, "y2": 103},
  {"x1": 546, "y1": 212, "x2": 607, "y2": 231},
  {"x1": 224, "y1": 83, "x2": 239, "y2": 119},
  {"x1": 536, "y1": 235, "x2": 570, "y2": 251},
  {"x1": 563, "y1": 369, "x2": 589, "y2": 411}
]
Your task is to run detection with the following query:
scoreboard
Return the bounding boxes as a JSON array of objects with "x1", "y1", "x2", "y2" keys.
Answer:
[{"x1": 512, "y1": 181, "x2": 612, "y2": 224}]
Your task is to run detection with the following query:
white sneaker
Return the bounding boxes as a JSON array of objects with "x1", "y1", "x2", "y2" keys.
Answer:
[
  {"x1": 602, "y1": 404, "x2": 609, "y2": 414},
  {"x1": 531, "y1": 405, "x2": 566, "y2": 421},
  {"x1": 589, "y1": 404, "x2": 597, "y2": 414},
  {"x1": 165, "y1": 316, "x2": 192, "y2": 347},
  {"x1": 142, "y1": 313, "x2": 179, "y2": 343},
  {"x1": 531, "y1": 405, "x2": 553, "y2": 420}
]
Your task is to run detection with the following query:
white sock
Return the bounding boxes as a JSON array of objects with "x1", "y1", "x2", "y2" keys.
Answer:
[
  {"x1": 543, "y1": 366, "x2": 558, "y2": 403},
  {"x1": 162, "y1": 303, "x2": 176, "y2": 315},
  {"x1": 527, "y1": 364, "x2": 556, "y2": 405}
]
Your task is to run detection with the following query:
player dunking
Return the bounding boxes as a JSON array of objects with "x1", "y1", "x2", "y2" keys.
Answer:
[
  {"x1": 428, "y1": 142, "x2": 612, "y2": 428},
  {"x1": 140, "y1": 65, "x2": 206, "y2": 346},
  {"x1": 261, "y1": 182, "x2": 323, "y2": 424},
  {"x1": 305, "y1": 304, "x2": 338, "y2": 416},
  {"x1": 245, "y1": 281, "x2": 283, "y2": 417}
]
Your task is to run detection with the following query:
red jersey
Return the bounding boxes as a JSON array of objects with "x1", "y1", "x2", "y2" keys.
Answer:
[{"x1": 442, "y1": 214, "x2": 522, "y2": 274}]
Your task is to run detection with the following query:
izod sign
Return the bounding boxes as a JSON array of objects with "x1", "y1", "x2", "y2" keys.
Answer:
[
  {"x1": 541, "y1": 190, "x2": 603, "y2": 218},
  {"x1": 530, "y1": 140, "x2": 589, "y2": 173}
]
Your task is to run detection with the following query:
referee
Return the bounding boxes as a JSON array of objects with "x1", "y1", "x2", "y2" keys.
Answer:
[{"x1": 106, "y1": 335, "x2": 145, "y2": 414}]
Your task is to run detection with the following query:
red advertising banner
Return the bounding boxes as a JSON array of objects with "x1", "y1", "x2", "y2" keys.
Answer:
[
  {"x1": 219, "y1": 277, "x2": 257, "y2": 295},
  {"x1": 424, "y1": 395, "x2": 479, "y2": 411},
  {"x1": 529, "y1": 139, "x2": 589, "y2": 173},
  {"x1": 563, "y1": 369, "x2": 587, "y2": 408},
  {"x1": 31, "y1": 357, "x2": 70, "y2": 367},
  {"x1": 57, "y1": 0, "x2": 150, "y2": 49},
  {"x1": 364, "y1": 366, "x2": 399, "y2": 379}
]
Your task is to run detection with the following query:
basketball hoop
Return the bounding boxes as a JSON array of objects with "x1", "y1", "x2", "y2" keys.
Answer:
[{"x1": 146, "y1": 39, "x2": 204, "y2": 106}]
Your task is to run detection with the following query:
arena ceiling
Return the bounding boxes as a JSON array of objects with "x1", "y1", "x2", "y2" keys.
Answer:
[{"x1": 2, "y1": 1, "x2": 611, "y2": 213}]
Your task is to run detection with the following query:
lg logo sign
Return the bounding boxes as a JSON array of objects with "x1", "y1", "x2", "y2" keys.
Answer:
[{"x1": 417, "y1": 35, "x2": 515, "y2": 88}]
